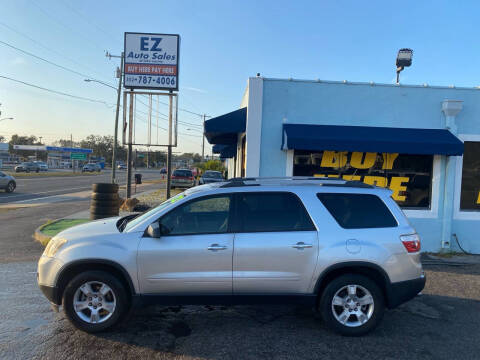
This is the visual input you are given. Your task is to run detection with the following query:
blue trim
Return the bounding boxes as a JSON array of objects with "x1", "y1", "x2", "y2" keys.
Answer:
[
  {"x1": 204, "y1": 107, "x2": 247, "y2": 145},
  {"x1": 46, "y1": 146, "x2": 93, "y2": 153},
  {"x1": 282, "y1": 124, "x2": 464, "y2": 155}
]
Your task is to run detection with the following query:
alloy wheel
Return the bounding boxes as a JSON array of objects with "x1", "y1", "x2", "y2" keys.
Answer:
[
  {"x1": 73, "y1": 281, "x2": 117, "y2": 324},
  {"x1": 331, "y1": 284, "x2": 374, "y2": 327}
]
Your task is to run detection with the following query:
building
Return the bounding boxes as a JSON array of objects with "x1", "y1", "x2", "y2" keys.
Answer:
[{"x1": 205, "y1": 77, "x2": 480, "y2": 253}]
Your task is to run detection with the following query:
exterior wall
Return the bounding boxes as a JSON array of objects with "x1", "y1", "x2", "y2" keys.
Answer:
[{"x1": 246, "y1": 78, "x2": 480, "y2": 252}]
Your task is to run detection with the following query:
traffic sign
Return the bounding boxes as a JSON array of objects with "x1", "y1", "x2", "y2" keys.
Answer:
[{"x1": 70, "y1": 153, "x2": 87, "y2": 160}]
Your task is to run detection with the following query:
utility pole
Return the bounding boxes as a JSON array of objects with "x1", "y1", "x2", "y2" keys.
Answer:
[
  {"x1": 104, "y1": 52, "x2": 125, "y2": 184},
  {"x1": 111, "y1": 52, "x2": 124, "y2": 184},
  {"x1": 202, "y1": 114, "x2": 206, "y2": 160}
]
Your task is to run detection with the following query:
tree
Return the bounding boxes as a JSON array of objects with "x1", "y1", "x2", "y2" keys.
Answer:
[
  {"x1": 198, "y1": 160, "x2": 225, "y2": 172},
  {"x1": 0, "y1": 135, "x2": 5, "y2": 143}
]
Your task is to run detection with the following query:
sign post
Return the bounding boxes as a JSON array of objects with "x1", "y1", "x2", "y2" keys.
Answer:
[{"x1": 123, "y1": 32, "x2": 180, "y2": 198}]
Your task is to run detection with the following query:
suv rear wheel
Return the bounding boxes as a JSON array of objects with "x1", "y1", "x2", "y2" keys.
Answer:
[
  {"x1": 62, "y1": 271, "x2": 128, "y2": 333},
  {"x1": 319, "y1": 274, "x2": 385, "y2": 336}
]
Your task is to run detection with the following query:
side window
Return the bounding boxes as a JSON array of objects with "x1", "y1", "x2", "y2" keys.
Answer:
[
  {"x1": 238, "y1": 192, "x2": 315, "y2": 232},
  {"x1": 317, "y1": 193, "x2": 397, "y2": 229},
  {"x1": 159, "y1": 195, "x2": 231, "y2": 235}
]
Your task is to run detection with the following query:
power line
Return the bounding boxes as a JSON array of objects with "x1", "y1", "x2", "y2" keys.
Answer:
[
  {"x1": 0, "y1": 74, "x2": 113, "y2": 106},
  {"x1": 0, "y1": 22, "x2": 113, "y2": 83}
]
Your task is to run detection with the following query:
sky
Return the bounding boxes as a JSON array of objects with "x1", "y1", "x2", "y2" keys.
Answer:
[{"x1": 1, "y1": 0, "x2": 479, "y2": 154}]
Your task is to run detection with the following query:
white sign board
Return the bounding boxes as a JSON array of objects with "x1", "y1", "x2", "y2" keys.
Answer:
[
  {"x1": 124, "y1": 32, "x2": 180, "y2": 90},
  {"x1": 13, "y1": 145, "x2": 46, "y2": 151}
]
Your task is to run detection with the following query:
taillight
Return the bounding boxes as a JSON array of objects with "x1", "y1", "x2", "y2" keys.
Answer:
[
  {"x1": 189, "y1": 176, "x2": 194, "y2": 180},
  {"x1": 171, "y1": 175, "x2": 176, "y2": 179},
  {"x1": 400, "y1": 234, "x2": 421, "y2": 253}
]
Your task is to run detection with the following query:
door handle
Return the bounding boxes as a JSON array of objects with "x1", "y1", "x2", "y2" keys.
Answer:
[
  {"x1": 207, "y1": 244, "x2": 228, "y2": 251},
  {"x1": 292, "y1": 242, "x2": 313, "y2": 249}
]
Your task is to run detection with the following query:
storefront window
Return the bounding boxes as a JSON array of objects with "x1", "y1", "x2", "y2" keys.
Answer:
[
  {"x1": 460, "y1": 141, "x2": 480, "y2": 211},
  {"x1": 293, "y1": 150, "x2": 433, "y2": 209}
]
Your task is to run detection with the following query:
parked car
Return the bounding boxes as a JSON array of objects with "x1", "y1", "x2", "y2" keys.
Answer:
[
  {"x1": 34, "y1": 161, "x2": 49, "y2": 171},
  {"x1": 82, "y1": 163, "x2": 101, "y2": 173},
  {"x1": 37, "y1": 177, "x2": 425, "y2": 335},
  {"x1": 171, "y1": 169, "x2": 195, "y2": 188},
  {"x1": 198, "y1": 170, "x2": 224, "y2": 185},
  {"x1": 0, "y1": 171, "x2": 16, "y2": 193},
  {"x1": 117, "y1": 164, "x2": 127, "y2": 170},
  {"x1": 15, "y1": 162, "x2": 40, "y2": 173}
]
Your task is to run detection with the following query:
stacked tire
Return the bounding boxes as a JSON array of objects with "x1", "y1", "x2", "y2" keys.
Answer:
[{"x1": 90, "y1": 183, "x2": 120, "y2": 220}]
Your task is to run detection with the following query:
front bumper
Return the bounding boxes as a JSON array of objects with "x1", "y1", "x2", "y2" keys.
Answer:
[
  {"x1": 387, "y1": 273, "x2": 426, "y2": 308},
  {"x1": 39, "y1": 284, "x2": 61, "y2": 305}
]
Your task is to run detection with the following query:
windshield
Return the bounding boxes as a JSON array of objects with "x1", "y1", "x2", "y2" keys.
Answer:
[
  {"x1": 204, "y1": 171, "x2": 222, "y2": 179},
  {"x1": 123, "y1": 192, "x2": 187, "y2": 232}
]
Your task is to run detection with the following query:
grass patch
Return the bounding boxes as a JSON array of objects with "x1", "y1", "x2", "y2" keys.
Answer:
[{"x1": 40, "y1": 219, "x2": 90, "y2": 237}]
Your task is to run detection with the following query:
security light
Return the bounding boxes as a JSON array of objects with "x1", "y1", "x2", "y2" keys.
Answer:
[{"x1": 396, "y1": 48, "x2": 413, "y2": 84}]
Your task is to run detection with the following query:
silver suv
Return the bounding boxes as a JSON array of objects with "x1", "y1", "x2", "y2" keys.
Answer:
[{"x1": 37, "y1": 177, "x2": 425, "y2": 336}]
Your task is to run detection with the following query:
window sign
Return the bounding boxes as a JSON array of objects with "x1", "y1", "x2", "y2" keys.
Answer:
[
  {"x1": 293, "y1": 150, "x2": 433, "y2": 209},
  {"x1": 460, "y1": 141, "x2": 480, "y2": 211}
]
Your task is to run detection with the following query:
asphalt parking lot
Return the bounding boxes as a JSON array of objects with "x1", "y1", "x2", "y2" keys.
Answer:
[{"x1": 1, "y1": 259, "x2": 480, "y2": 360}]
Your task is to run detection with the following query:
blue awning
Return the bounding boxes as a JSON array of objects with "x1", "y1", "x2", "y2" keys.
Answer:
[
  {"x1": 212, "y1": 144, "x2": 236, "y2": 159},
  {"x1": 282, "y1": 124, "x2": 464, "y2": 155},
  {"x1": 204, "y1": 107, "x2": 246, "y2": 145}
]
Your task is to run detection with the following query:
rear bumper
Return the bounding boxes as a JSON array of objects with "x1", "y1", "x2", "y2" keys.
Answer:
[{"x1": 387, "y1": 274, "x2": 426, "y2": 308}]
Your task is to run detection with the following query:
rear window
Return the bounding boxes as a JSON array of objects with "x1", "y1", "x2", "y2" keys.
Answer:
[
  {"x1": 174, "y1": 170, "x2": 192, "y2": 177},
  {"x1": 317, "y1": 193, "x2": 397, "y2": 229},
  {"x1": 204, "y1": 171, "x2": 222, "y2": 178}
]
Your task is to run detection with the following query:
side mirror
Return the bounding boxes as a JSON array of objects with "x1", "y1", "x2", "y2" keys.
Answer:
[{"x1": 146, "y1": 223, "x2": 161, "y2": 238}]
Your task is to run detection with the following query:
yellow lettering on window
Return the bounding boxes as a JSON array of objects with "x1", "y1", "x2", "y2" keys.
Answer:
[
  {"x1": 477, "y1": 191, "x2": 480, "y2": 204},
  {"x1": 320, "y1": 151, "x2": 347, "y2": 168},
  {"x1": 327, "y1": 174, "x2": 340, "y2": 178},
  {"x1": 389, "y1": 176, "x2": 409, "y2": 201},
  {"x1": 350, "y1": 152, "x2": 377, "y2": 169},
  {"x1": 363, "y1": 176, "x2": 388, "y2": 187},
  {"x1": 313, "y1": 174, "x2": 325, "y2": 178},
  {"x1": 381, "y1": 153, "x2": 399, "y2": 170},
  {"x1": 342, "y1": 175, "x2": 362, "y2": 181}
]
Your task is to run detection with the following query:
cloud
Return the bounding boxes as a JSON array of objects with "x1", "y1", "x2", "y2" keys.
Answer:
[
  {"x1": 11, "y1": 57, "x2": 26, "y2": 65},
  {"x1": 182, "y1": 86, "x2": 208, "y2": 94}
]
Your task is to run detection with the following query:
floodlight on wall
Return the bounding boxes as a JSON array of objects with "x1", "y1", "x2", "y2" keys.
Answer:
[{"x1": 396, "y1": 48, "x2": 413, "y2": 84}]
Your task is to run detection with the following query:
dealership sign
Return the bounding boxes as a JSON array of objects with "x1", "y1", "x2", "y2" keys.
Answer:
[{"x1": 124, "y1": 32, "x2": 180, "y2": 90}]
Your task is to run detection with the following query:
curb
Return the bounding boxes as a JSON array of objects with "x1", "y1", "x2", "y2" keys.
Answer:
[{"x1": 33, "y1": 221, "x2": 57, "y2": 246}]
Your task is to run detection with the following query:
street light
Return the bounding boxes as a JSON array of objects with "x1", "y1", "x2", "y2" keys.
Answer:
[
  {"x1": 84, "y1": 79, "x2": 117, "y2": 91},
  {"x1": 396, "y1": 48, "x2": 413, "y2": 84},
  {"x1": 0, "y1": 117, "x2": 13, "y2": 122},
  {"x1": 84, "y1": 53, "x2": 124, "y2": 185}
]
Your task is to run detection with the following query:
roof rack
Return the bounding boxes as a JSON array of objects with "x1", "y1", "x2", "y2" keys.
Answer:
[{"x1": 219, "y1": 177, "x2": 373, "y2": 188}]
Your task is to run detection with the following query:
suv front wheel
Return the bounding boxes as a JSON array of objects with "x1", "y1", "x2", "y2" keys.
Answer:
[
  {"x1": 62, "y1": 271, "x2": 128, "y2": 333},
  {"x1": 319, "y1": 274, "x2": 385, "y2": 336}
]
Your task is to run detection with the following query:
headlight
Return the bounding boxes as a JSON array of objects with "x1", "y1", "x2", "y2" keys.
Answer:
[{"x1": 44, "y1": 237, "x2": 67, "y2": 257}]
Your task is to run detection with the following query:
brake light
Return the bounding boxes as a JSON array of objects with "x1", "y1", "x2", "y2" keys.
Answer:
[
  {"x1": 189, "y1": 176, "x2": 194, "y2": 180},
  {"x1": 171, "y1": 175, "x2": 176, "y2": 179},
  {"x1": 400, "y1": 234, "x2": 421, "y2": 253}
]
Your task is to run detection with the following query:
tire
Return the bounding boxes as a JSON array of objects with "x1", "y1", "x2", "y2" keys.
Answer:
[
  {"x1": 5, "y1": 181, "x2": 16, "y2": 193},
  {"x1": 90, "y1": 206, "x2": 119, "y2": 215},
  {"x1": 319, "y1": 274, "x2": 385, "y2": 336},
  {"x1": 92, "y1": 183, "x2": 119, "y2": 194},
  {"x1": 63, "y1": 271, "x2": 129, "y2": 333},
  {"x1": 90, "y1": 213, "x2": 118, "y2": 220},
  {"x1": 91, "y1": 193, "x2": 119, "y2": 201},
  {"x1": 90, "y1": 199, "x2": 119, "y2": 208}
]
